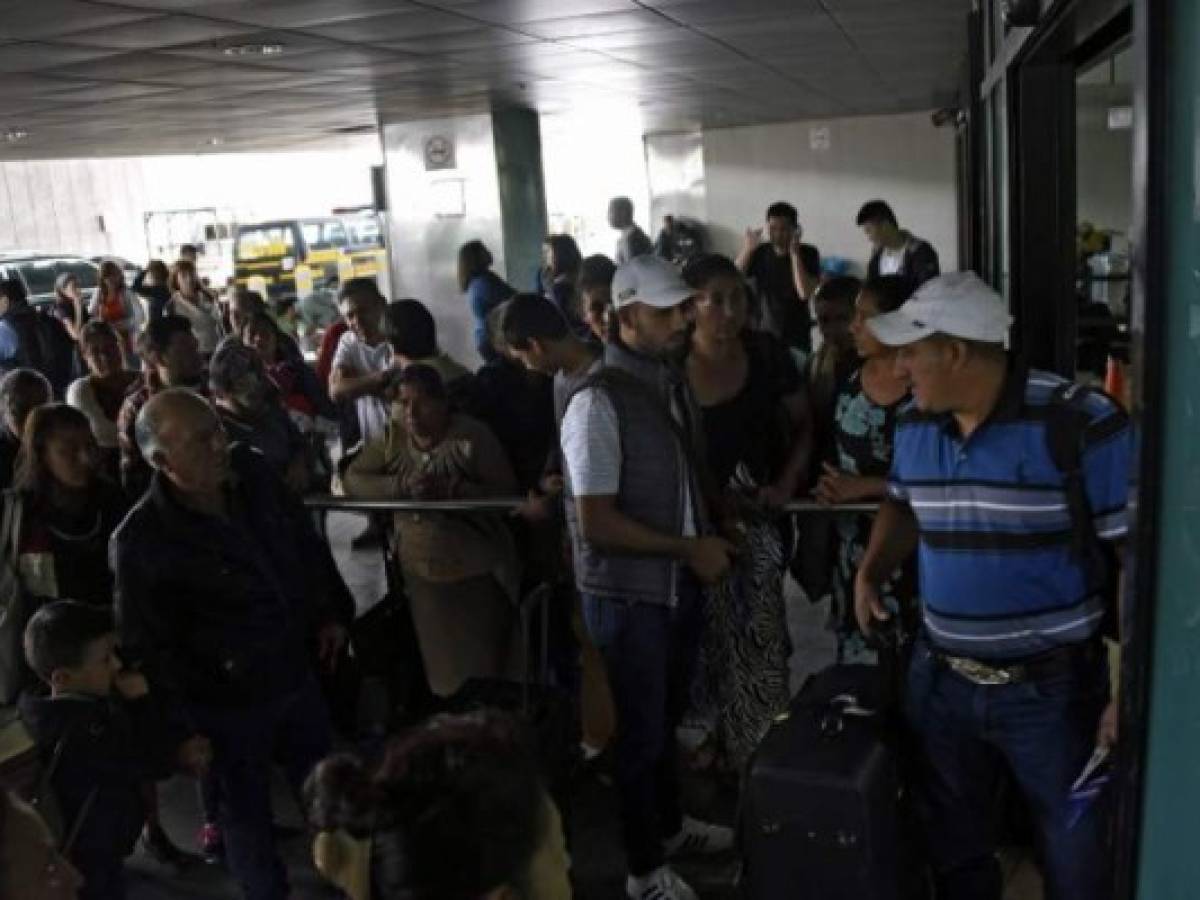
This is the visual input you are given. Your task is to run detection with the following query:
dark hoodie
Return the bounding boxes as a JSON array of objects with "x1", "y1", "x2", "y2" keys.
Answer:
[
  {"x1": 131, "y1": 270, "x2": 171, "y2": 322},
  {"x1": 18, "y1": 689, "x2": 184, "y2": 880}
]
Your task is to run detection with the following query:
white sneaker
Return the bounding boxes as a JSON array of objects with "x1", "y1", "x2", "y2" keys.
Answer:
[
  {"x1": 626, "y1": 866, "x2": 698, "y2": 900},
  {"x1": 663, "y1": 815, "x2": 735, "y2": 858}
]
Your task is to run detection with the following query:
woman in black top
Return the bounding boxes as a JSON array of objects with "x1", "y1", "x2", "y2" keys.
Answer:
[
  {"x1": 681, "y1": 253, "x2": 812, "y2": 769},
  {"x1": 7, "y1": 404, "x2": 189, "y2": 864},
  {"x1": 539, "y1": 235, "x2": 589, "y2": 339},
  {"x1": 9, "y1": 404, "x2": 126, "y2": 615},
  {"x1": 131, "y1": 259, "x2": 171, "y2": 322},
  {"x1": 816, "y1": 275, "x2": 918, "y2": 664}
]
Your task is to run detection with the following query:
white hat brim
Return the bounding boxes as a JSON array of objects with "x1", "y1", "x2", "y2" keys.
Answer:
[
  {"x1": 614, "y1": 285, "x2": 695, "y2": 310},
  {"x1": 867, "y1": 309, "x2": 935, "y2": 347}
]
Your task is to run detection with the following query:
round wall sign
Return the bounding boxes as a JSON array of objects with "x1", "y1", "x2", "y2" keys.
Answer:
[{"x1": 424, "y1": 135, "x2": 455, "y2": 170}]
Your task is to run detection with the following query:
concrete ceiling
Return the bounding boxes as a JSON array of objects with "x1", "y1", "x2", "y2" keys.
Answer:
[{"x1": 0, "y1": 0, "x2": 970, "y2": 159}]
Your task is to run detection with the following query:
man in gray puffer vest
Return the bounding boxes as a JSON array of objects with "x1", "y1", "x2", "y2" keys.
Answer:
[{"x1": 559, "y1": 255, "x2": 736, "y2": 900}]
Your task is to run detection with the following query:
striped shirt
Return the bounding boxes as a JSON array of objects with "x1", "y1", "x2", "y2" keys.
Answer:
[{"x1": 887, "y1": 365, "x2": 1131, "y2": 659}]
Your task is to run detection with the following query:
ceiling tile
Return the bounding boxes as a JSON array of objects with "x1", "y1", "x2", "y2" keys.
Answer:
[
  {"x1": 184, "y1": 0, "x2": 422, "y2": 29},
  {"x1": 521, "y1": 10, "x2": 669, "y2": 39},
  {"x1": 384, "y1": 27, "x2": 536, "y2": 53},
  {"x1": 441, "y1": 0, "x2": 636, "y2": 24},
  {"x1": 35, "y1": 82, "x2": 180, "y2": 104},
  {"x1": 158, "y1": 65, "x2": 301, "y2": 88},
  {"x1": 653, "y1": 0, "x2": 821, "y2": 25},
  {"x1": 308, "y1": 10, "x2": 479, "y2": 43},
  {"x1": 157, "y1": 30, "x2": 337, "y2": 63},
  {"x1": 0, "y1": 1, "x2": 158, "y2": 40},
  {"x1": 0, "y1": 42, "x2": 123, "y2": 74},
  {"x1": 54, "y1": 15, "x2": 257, "y2": 51},
  {"x1": 558, "y1": 24, "x2": 690, "y2": 51},
  {"x1": 49, "y1": 53, "x2": 213, "y2": 82}
]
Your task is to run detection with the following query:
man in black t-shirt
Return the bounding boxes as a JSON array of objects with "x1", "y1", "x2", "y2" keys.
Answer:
[{"x1": 735, "y1": 202, "x2": 820, "y2": 353}]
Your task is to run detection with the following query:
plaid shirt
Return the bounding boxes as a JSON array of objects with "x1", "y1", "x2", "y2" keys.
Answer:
[{"x1": 116, "y1": 373, "x2": 209, "y2": 501}]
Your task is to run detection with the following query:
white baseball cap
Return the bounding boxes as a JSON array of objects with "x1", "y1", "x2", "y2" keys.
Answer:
[
  {"x1": 867, "y1": 271, "x2": 1012, "y2": 346},
  {"x1": 611, "y1": 255, "x2": 695, "y2": 311}
]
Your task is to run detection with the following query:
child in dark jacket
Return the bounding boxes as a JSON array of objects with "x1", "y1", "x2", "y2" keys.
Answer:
[{"x1": 18, "y1": 601, "x2": 211, "y2": 900}]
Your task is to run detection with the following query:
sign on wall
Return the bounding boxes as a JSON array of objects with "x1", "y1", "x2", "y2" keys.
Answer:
[{"x1": 423, "y1": 135, "x2": 456, "y2": 171}]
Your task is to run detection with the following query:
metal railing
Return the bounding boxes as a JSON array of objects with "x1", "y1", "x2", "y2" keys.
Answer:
[
  {"x1": 306, "y1": 493, "x2": 883, "y2": 690},
  {"x1": 303, "y1": 495, "x2": 880, "y2": 515}
]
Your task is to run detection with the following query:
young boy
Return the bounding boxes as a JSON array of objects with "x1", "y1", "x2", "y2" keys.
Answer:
[{"x1": 18, "y1": 601, "x2": 211, "y2": 900}]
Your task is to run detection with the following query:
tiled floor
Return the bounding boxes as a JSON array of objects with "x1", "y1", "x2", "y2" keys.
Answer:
[{"x1": 127, "y1": 515, "x2": 1042, "y2": 899}]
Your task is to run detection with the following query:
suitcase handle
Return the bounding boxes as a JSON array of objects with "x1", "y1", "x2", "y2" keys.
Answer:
[{"x1": 819, "y1": 694, "x2": 878, "y2": 738}]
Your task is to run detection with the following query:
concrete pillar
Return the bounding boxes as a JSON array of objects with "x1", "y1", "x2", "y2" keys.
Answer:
[{"x1": 493, "y1": 108, "x2": 548, "y2": 299}]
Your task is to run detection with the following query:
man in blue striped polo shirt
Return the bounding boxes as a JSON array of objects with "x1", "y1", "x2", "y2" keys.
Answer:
[{"x1": 854, "y1": 272, "x2": 1131, "y2": 900}]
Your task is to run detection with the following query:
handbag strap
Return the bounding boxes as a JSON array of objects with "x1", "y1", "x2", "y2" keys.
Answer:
[{"x1": 0, "y1": 491, "x2": 23, "y2": 598}]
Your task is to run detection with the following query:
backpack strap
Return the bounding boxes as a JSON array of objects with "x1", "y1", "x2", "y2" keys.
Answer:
[
  {"x1": 31, "y1": 723, "x2": 99, "y2": 853},
  {"x1": 1044, "y1": 382, "x2": 1099, "y2": 561}
]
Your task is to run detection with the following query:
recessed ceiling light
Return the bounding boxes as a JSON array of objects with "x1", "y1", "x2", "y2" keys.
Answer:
[
  {"x1": 222, "y1": 43, "x2": 284, "y2": 58},
  {"x1": 3, "y1": 130, "x2": 29, "y2": 143}
]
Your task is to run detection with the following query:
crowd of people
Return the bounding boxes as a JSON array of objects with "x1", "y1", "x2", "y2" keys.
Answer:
[{"x1": 0, "y1": 196, "x2": 1132, "y2": 900}]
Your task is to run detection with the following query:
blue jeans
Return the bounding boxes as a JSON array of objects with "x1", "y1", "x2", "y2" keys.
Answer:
[
  {"x1": 905, "y1": 638, "x2": 1111, "y2": 900},
  {"x1": 582, "y1": 580, "x2": 703, "y2": 876},
  {"x1": 191, "y1": 677, "x2": 333, "y2": 900}
]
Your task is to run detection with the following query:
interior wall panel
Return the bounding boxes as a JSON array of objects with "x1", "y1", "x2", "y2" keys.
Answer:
[{"x1": 700, "y1": 110, "x2": 960, "y2": 275}]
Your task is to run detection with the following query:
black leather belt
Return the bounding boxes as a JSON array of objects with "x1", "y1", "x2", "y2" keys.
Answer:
[{"x1": 931, "y1": 639, "x2": 1102, "y2": 686}]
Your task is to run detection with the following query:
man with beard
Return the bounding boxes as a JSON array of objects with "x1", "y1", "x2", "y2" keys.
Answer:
[
  {"x1": 117, "y1": 315, "x2": 207, "y2": 500},
  {"x1": 558, "y1": 255, "x2": 736, "y2": 900}
]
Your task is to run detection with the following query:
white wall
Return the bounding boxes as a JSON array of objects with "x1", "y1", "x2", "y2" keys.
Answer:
[
  {"x1": 1076, "y1": 114, "x2": 1132, "y2": 237},
  {"x1": 381, "y1": 115, "x2": 506, "y2": 368},
  {"x1": 701, "y1": 111, "x2": 959, "y2": 275},
  {"x1": 0, "y1": 139, "x2": 381, "y2": 263}
]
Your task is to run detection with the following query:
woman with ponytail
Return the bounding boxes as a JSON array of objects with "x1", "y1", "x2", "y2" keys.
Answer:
[{"x1": 305, "y1": 711, "x2": 571, "y2": 900}]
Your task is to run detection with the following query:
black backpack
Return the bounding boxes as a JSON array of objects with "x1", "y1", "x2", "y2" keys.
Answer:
[{"x1": 1044, "y1": 382, "x2": 1126, "y2": 637}]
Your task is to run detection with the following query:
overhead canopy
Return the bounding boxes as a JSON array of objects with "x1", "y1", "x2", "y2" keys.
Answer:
[{"x1": 0, "y1": 0, "x2": 968, "y2": 158}]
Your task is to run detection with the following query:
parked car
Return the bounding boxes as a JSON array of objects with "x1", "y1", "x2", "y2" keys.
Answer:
[{"x1": 0, "y1": 252, "x2": 100, "y2": 310}]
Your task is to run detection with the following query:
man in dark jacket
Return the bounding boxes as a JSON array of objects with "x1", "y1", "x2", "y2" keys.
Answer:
[
  {"x1": 857, "y1": 199, "x2": 941, "y2": 286},
  {"x1": 112, "y1": 388, "x2": 352, "y2": 900},
  {"x1": 0, "y1": 278, "x2": 76, "y2": 398}
]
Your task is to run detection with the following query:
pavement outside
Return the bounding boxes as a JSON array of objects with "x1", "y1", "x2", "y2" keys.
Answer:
[{"x1": 127, "y1": 511, "x2": 1041, "y2": 899}]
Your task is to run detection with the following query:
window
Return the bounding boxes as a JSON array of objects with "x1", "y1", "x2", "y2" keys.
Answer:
[
  {"x1": 300, "y1": 220, "x2": 349, "y2": 252},
  {"x1": 15, "y1": 260, "x2": 60, "y2": 296},
  {"x1": 236, "y1": 225, "x2": 295, "y2": 261},
  {"x1": 346, "y1": 218, "x2": 383, "y2": 249},
  {"x1": 58, "y1": 260, "x2": 99, "y2": 291}
]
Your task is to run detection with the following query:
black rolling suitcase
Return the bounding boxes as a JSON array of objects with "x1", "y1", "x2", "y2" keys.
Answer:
[{"x1": 741, "y1": 663, "x2": 909, "y2": 900}]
